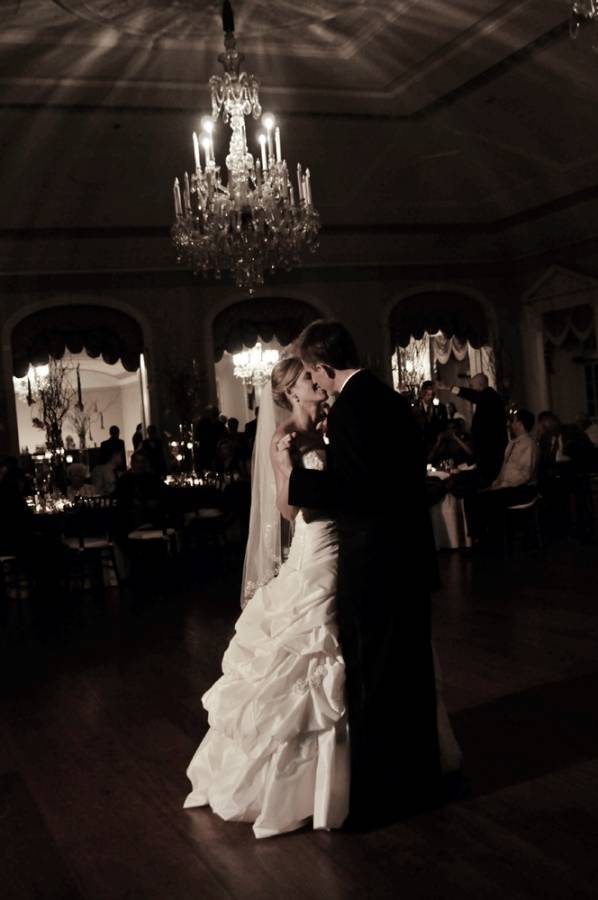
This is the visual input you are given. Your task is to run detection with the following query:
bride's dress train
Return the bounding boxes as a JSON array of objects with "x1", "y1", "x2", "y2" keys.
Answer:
[{"x1": 184, "y1": 450, "x2": 461, "y2": 838}]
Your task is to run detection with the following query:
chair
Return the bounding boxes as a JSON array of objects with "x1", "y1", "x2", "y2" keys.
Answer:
[
  {"x1": 504, "y1": 495, "x2": 543, "y2": 557},
  {"x1": 62, "y1": 498, "x2": 119, "y2": 594},
  {"x1": 0, "y1": 555, "x2": 31, "y2": 630},
  {"x1": 183, "y1": 506, "x2": 230, "y2": 563},
  {"x1": 125, "y1": 522, "x2": 180, "y2": 599}
]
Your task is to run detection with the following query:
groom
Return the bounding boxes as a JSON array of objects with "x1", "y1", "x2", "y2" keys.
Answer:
[{"x1": 279, "y1": 320, "x2": 442, "y2": 826}]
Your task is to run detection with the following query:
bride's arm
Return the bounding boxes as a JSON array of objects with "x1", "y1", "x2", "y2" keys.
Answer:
[{"x1": 270, "y1": 433, "x2": 299, "y2": 522}]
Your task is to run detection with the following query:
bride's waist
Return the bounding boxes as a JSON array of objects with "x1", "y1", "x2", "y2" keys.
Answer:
[{"x1": 297, "y1": 509, "x2": 335, "y2": 527}]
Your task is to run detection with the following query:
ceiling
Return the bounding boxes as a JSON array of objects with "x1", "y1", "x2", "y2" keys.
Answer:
[{"x1": 1, "y1": 0, "x2": 597, "y2": 270}]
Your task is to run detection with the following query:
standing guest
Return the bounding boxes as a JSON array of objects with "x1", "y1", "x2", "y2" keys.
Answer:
[
  {"x1": 91, "y1": 449, "x2": 122, "y2": 496},
  {"x1": 226, "y1": 417, "x2": 249, "y2": 471},
  {"x1": 99, "y1": 425, "x2": 126, "y2": 471},
  {"x1": 437, "y1": 373, "x2": 507, "y2": 485},
  {"x1": 194, "y1": 406, "x2": 227, "y2": 471},
  {"x1": 413, "y1": 381, "x2": 448, "y2": 456},
  {"x1": 142, "y1": 425, "x2": 168, "y2": 478},
  {"x1": 243, "y1": 407, "x2": 259, "y2": 454},
  {"x1": 132, "y1": 422, "x2": 144, "y2": 451}
]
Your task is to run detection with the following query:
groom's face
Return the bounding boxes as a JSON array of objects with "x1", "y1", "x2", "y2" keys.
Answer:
[{"x1": 304, "y1": 362, "x2": 336, "y2": 395}]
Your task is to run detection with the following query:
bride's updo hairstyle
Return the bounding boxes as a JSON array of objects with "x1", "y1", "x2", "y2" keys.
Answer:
[{"x1": 271, "y1": 357, "x2": 304, "y2": 411}]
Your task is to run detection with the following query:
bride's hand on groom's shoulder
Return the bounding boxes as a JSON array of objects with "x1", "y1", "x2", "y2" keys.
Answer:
[{"x1": 273, "y1": 432, "x2": 296, "y2": 476}]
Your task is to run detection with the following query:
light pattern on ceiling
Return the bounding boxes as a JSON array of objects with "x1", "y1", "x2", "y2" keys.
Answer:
[{"x1": 52, "y1": 0, "x2": 373, "y2": 44}]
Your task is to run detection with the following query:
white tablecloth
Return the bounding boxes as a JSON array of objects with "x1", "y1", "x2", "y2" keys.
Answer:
[{"x1": 431, "y1": 493, "x2": 471, "y2": 550}]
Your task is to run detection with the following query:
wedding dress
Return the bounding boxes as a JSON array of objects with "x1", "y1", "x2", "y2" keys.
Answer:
[
  {"x1": 184, "y1": 448, "x2": 351, "y2": 839},
  {"x1": 184, "y1": 443, "x2": 462, "y2": 838}
]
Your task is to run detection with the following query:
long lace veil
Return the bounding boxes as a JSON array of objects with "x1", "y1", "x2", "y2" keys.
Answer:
[{"x1": 240, "y1": 381, "x2": 285, "y2": 608}]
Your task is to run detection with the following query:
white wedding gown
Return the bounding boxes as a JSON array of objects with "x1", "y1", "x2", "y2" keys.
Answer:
[
  {"x1": 184, "y1": 449, "x2": 350, "y2": 838},
  {"x1": 184, "y1": 449, "x2": 462, "y2": 838}
]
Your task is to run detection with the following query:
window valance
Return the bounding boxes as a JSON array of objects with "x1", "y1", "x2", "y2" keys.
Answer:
[
  {"x1": 11, "y1": 305, "x2": 143, "y2": 377},
  {"x1": 390, "y1": 293, "x2": 489, "y2": 349},
  {"x1": 213, "y1": 298, "x2": 318, "y2": 362}
]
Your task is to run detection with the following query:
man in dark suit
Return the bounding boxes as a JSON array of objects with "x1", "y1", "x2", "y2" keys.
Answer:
[
  {"x1": 99, "y1": 425, "x2": 126, "y2": 471},
  {"x1": 280, "y1": 320, "x2": 442, "y2": 827},
  {"x1": 413, "y1": 380, "x2": 448, "y2": 457},
  {"x1": 438, "y1": 373, "x2": 507, "y2": 485}
]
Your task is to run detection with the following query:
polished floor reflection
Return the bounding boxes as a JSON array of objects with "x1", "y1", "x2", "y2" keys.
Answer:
[{"x1": 1, "y1": 536, "x2": 598, "y2": 899}]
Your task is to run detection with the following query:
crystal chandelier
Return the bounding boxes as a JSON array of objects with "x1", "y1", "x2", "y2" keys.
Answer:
[
  {"x1": 232, "y1": 343, "x2": 280, "y2": 386},
  {"x1": 570, "y1": 1, "x2": 598, "y2": 46},
  {"x1": 171, "y1": 1, "x2": 320, "y2": 294}
]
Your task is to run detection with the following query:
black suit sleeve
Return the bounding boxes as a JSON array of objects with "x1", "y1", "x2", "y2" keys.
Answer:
[{"x1": 456, "y1": 387, "x2": 478, "y2": 404}]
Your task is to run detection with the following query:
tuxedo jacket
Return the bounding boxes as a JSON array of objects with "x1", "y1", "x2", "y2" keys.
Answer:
[
  {"x1": 289, "y1": 370, "x2": 436, "y2": 582},
  {"x1": 457, "y1": 386, "x2": 507, "y2": 481}
]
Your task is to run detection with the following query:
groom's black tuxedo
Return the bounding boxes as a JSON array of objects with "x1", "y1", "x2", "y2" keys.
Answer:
[{"x1": 289, "y1": 370, "x2": 442, "y2": 823}]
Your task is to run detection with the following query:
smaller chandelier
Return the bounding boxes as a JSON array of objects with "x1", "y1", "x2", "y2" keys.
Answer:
[
  {"x1": 570, "y1": 1, "x2": 598, "y2": 45},
  {"x1": 232, "y1": 343, "x2": 280, "y2": 386},
  {"x1": 171, "y1": 1, "x2": 320, "y2": 294}
]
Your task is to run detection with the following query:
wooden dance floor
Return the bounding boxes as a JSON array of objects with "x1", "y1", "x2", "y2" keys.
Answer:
[{"x1": 2, "y1": 540, "x2": 598, "y2": 899}]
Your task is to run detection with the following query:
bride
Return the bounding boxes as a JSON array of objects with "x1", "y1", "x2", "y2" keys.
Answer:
[
  {"x1": 184, "y1": 356, "x2": 461, "y2": 838},
  {"x1": 184, "y1": 357, "x2": 350, "y2": 838}
]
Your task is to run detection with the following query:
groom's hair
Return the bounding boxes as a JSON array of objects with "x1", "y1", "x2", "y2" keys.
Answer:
[{"x1": 294, "y1": 320, "x2": 360, "y2": 370}]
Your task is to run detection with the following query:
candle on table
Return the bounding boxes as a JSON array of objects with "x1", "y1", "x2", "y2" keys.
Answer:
[{"x1": 274, "y1": 126, "x2": 281, "y2": 163}]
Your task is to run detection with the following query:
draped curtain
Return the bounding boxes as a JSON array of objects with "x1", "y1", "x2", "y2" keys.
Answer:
[
  {"x1": 543, "y1": 304, "x2": 595, "y2": 347},
  {"x1": 11, "y1": 305, "x2": 143, "y2": 377},
  {"x1": 430, "y1": 332, "x2": 470, "y2": 364}
]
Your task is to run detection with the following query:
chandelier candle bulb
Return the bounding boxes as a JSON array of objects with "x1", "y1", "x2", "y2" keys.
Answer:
[
  {"x1": 264, "y1": 115, "x2": 274, "y2": 159},
  {"x1": 275, "y1": 127, "x2": 281, "y2": 163},
  {"x1": 193, "y1": 132, "x2": 201, "y2": 171},
  {"x1": 183, "y1": 172, "x2": 192, "y2": 211},
  {"x1": 173, "y1": 178, "x2": 183, "y2": 216},
  {"x1": 305, "y1": 168, "x2": 312, "y2": 205},
  {"x1": 297, "y1": 163, "x2": 303, "y2": 201},
  {"x1": 258, "y1": 134, "x2": 267, "y2": 171}
]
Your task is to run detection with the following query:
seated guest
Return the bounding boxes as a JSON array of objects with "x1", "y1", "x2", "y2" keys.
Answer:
[
  {"x1": 91, "y1": 449, "x2": 122, "y2": 496},
  {"x1": 115, "y1": 451, "x2": 169, "y2": 534},
  {"x1": 536, "y1": 411, "x2": 565, "y2": 477},
  {"x1": 66, "y1": 463, "x2": 97, "y2": 501},
  {"x1": 142, "y1": 425, "x2": 168, "y2": 478},
  {"x1": 428, "y1": 418, "x2": 473, "y2": 468},
  {"x1": 0, "y1": 456, "x2": 32, "y2": 558},
  {"x1": 491, "y1": 408, "x2": 538, "y2": 491},
  {"x1": 413, "y1": 380, "x2": 448, "y2": 456},
  {"x1": 99, "y1": 425, "x2": 126, "y2": 471},
  {"x1": 467, "y1": 409, "x2": 538, "y2": 542}
]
